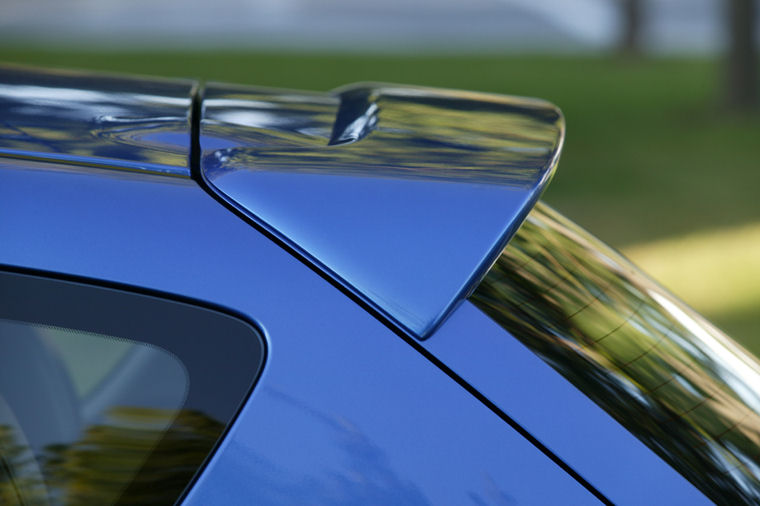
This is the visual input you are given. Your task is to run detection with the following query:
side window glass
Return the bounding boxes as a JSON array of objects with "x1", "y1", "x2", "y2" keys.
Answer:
[{"x1": 0, "y1": 271, "x2": 265, "y2": 505}]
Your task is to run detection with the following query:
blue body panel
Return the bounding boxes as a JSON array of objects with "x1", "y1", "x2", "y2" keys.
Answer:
[
  {"x1": 200, "y1": 83, "x2": 563, "y2": 338},
  {"x1": 0, "y1": 66, "x2": 193, "y2": 177},
  {"x1": 0, "y1": 162, "x2": 597, "y2": 505},
  {"x1": 424, "y1": 302, "x2": 708, "y2": 505}
]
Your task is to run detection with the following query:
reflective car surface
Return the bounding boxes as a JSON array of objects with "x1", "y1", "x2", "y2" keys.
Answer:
[
  {"x1": 1, "y1": 64, "x2": 752, "y2": 505},
  {"x1": 472, "y1": 203, "x2": 760, "y2": 504}
]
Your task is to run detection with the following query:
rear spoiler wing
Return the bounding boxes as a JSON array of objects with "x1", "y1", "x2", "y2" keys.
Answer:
[{"x1": 199, "y1": 82, "x2": 564, "y2": 338}]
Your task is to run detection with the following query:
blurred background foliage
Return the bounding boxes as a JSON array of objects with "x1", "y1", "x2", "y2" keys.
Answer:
[{"x1": 1, "y1": 0, "x2": 758, "y2": 346}]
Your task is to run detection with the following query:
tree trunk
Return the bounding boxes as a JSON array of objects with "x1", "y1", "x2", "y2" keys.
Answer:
[
  {"x1": 725, "y1": 0, "x2": 759, "y2": 110},
  {"x1": 620, "y1": 0, "x2": 643, "y2": 56}
]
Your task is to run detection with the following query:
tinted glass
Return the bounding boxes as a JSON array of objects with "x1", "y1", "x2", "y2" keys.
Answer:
[
  {"x1": 472, "y1": 202, "x2": 760, "y2": 504},
  {"x1": 0, "y1": 271, "x2": 265, "y2": 505}
]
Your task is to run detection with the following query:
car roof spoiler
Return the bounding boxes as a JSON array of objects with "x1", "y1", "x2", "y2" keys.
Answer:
[
  {"x1": 0, "y1": 64, "x2": 194, "y2": 177},
  {"x1": 199, "y1": 82, "x2": 565, "y2": 339}
]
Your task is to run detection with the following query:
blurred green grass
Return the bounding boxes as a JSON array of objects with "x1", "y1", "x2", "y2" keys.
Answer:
[{"x1": 2, "y1": 48, "x2": 758, "y2": 344}]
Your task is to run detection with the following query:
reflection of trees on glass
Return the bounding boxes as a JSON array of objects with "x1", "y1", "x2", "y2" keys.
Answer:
[
  {"x1": 472, "y1": 202, "x2": 760, "y2": 504},
  {"x1": 1, "y1": 407, "x2": 222, "y2": 505},
  {"x1": 0, "y1": 424, "x2": 48, "y2": 505}
]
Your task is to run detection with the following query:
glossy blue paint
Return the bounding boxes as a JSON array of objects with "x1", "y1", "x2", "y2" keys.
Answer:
[
  {"x1": 424, "y1": 302, "x2": 709, "y2": 505},
  {"x1": 0, "y1": 67, "x2": 721, "y2": 504},
  {"x1": 0, "y1": 65, "x2": 193, "y2": 177},
  {"x1": 200, "y1": 82, "x2": 564, "y2": 338},
  {"x1": 0, "y1": 161, "x2": 598, "y2": 504}
]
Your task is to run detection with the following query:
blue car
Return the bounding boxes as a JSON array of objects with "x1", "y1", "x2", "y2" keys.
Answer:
[{"x1": 1, "y1": 65, "x2": 758, "y2": 505}]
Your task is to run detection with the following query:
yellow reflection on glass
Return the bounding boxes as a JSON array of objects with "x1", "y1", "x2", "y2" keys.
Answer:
[
  {"x1": 0, "y1": 320, "x2": 200, "y2": 505},
  {"x1": 1, "y1": 407, "x2": 222, "y2": 505}
]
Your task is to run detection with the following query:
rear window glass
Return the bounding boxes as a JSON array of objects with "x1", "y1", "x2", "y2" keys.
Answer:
[
  {"x1": 472, "y1": 202, "x2": 760, "y2": 504},
  {"x1": 0, "y1": 271, "x2": 265, "y2": 505}
]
